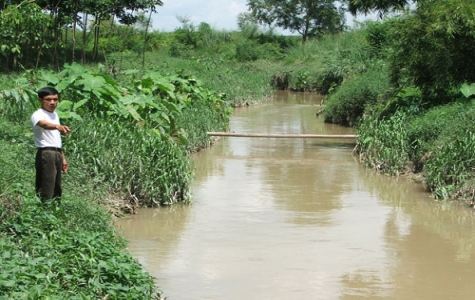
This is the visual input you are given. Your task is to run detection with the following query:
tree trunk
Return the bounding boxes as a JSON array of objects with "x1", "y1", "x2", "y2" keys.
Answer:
[
  {"x1": 92, "y1": 18, "x2": 101, "y2": 61},
  {"x1": 142, "y1": 9, "x2": 153, "y2": 69},
  {"x1": 71, "y1": 0, "x2": 80, "y2": 63},
  {"x1": 82, "y1": 13, "x2": 88, "y2": 64},
  {"x1": 106, "y1": 15, "x2": 115, "y2": 55}
]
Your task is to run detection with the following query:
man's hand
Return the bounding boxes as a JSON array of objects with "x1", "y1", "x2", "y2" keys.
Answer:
[
  {"x1": 62, "y1": 157, "x2": 69, "y2": 172},
  {"x1": 56, "y1": 125, "x2": 71, "y2": 136}
]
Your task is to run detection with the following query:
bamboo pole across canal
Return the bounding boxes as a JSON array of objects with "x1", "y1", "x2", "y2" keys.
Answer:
[{"x1": 207, "y1": 132, "x2": 359, "y2": 139}]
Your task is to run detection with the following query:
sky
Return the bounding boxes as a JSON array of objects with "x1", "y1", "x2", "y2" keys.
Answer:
[
  {"x1": 151, "y1": 0, "x2": 248, "y2": 32},
  {"x1": 150, "y1": 0, "x2": 377, "y2": 33}
]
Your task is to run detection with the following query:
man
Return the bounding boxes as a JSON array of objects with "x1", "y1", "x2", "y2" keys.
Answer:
[{"x1": 31, "y1": 87, "x2": 71, "y2": 203}]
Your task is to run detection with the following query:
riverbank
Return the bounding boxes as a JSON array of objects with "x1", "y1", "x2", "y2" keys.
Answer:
[{"x1": 0, "y1": 55, "x2": 276, "y2": 297}]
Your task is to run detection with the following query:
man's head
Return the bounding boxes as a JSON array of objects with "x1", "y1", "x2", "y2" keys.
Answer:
[{"x1": 38, "y1": 87, "x2": 59, "y2": 113}]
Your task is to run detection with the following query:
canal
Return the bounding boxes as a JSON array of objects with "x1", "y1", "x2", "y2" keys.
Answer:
[{"x1": 117, "y1": 91, "x2": 475, "y2": 300}]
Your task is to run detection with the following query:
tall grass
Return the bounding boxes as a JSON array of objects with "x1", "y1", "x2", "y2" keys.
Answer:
[
  {"x1": 406, "y1": 101, "x2": 475, "y2": 200},
  {"x1": 425, "y1": 132, "x2": 475, "y2": 200},
  {"x1": 356, "y1": 111, "x2": 410, "y2": 176},
  {"x1": 65, "y1": 118, "x2": 193, "y2": 206}
]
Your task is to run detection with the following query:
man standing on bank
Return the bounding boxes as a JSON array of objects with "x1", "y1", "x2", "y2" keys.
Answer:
[{"x1": 31, "y1": 87, "x2": 71, "y2": 203}]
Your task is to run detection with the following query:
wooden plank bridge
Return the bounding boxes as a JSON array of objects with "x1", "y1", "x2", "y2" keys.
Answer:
[{"x1": 207, "y1": 132, "x2": 359, "y2": 139}]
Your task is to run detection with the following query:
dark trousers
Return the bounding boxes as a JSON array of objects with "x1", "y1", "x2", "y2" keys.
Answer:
[{"x1": 35, "y1": 149, "x2": 63, "y2": 202}]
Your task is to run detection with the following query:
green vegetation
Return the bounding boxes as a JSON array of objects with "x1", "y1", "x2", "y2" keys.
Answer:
[
  {"x1": 247, "y1": 0, "x2": 346, "y2": 43},
  {"x1": 331, "y1": 0, "x2": 475, "y2": 204},
  {"x1": 2, "y1": 0, "x2": 475, "y2": 297},
  {"x1": 0, "y1": 59, "x2": 233, "y2": 296},
  {"x1": 0, "y1": 197, "x2": 160, "y2": 298}
]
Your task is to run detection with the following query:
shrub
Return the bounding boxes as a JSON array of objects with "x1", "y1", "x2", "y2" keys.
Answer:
[
  {"x1": 389, "y1": 0, "x2": 475, "y2": 105},
  {"x1": 323, "y1": 64, "x2": 390, "y2": 126},
  {"x1": 235, "y1": 40, "x2": 262, "y2": 62},
  {"x1": 406, "y1": 101, "x2": 475, "y2": 171}
]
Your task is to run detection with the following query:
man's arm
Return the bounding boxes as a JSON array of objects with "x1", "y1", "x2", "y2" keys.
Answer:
[{"x1": 37, "y1": 120, "x2": 71, "y2": 136}]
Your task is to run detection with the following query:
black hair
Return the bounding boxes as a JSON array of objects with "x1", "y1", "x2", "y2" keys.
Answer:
[{"x1": 38, "y1": 87, "x2": 59, "y2": 99}]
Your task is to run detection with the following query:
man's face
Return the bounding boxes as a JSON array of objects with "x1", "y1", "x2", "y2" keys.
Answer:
[{"x1": 39, "y1": 94, "x2": 59, "y2": 113}]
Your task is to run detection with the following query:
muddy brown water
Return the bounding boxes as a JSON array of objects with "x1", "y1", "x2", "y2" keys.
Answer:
[{"x1": 117, "y1": 91, "x2": 475, "y2": 300}]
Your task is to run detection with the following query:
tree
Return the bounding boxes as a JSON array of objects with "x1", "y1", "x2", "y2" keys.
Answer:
[
  {"x1": 389, "y1": 0, "x2": 475, "y2": 105},
  {"x1": 237, "y1": 12, "x2": 260, "y2": 38},
  {"x1": 0, "y1": 0, "x2": 164, "y2": 69},
  {"x1": 247, "y1": 0, "x2": 346, "y2": 43},
  {"x1": 345, "y1": 0, "x2": 412, "y2": 16}
]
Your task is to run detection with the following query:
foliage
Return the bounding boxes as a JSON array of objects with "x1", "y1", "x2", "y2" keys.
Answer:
[
  {"x1": 424, "y1": 132, "x2": 475, "y2": 200},
  {"x1": 345, "y1": 0, "x2": 411, "y2": 16},
  {"x1": 0, "y1": 119, "x2": 33, "y2": 199},
  {"x1": 0, "y1": 115, "x2": 162, "y2": 297},
  {"x1": 0, "y1": 1, "x2": 51, "y2": 71},
  {"x1": 323, "y1": 64, "x2": 390, "y2": 126},
  {"x1": 356, "y1": 110, "x2": 410, "y2": 175},
  {"x1": 247, "y1": 0, "x2": 346, "y2": 43},
  {"x1": 126, "y1": 51, "x2": 277, "y2": 106},
  {"x1": 0, "y1": 58, "x2": 235, "y2": 297},
  {"x1": 364, "y1": 20, "x2": 396, "y2": 59},
  {"x1": 293, "y1": 71, "x2": 311, "y2": 91},
  {"x1": 0, "y1": 0, "x2": 163, "y2": 70},
  {"x1": 0, "y1": 197, "x2": 161, "y2": 299},
  {"x1": 0, "y1": 76, "x2": 38, "y2": 121},
  {"x1": 235, "y1": 40, "x2": 263, "y2": 62},
  {"x1": 389, "y1": 0, "x2": 475, "y2": 105},
  {"x1": 65, "y1": 118, "x2": 193, "y2": 206},
  {"x1": 1, "y1": 61, "x2": 233, "y2": 206},
  {"x1": 285, "y1": 28, "x2": 372, "y2": 92},
  {"x1": 406, "y1": 100, "x2": 475, "y2": 172},
  {"x1": 167, "y1": 17, "x2": 296, "y2": 62}
]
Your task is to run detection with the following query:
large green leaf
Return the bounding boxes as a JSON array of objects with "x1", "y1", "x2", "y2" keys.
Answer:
[
  {"x1": 76, "y1": 74, "x2": 107, "y2": 91},
  {"x1": 125, "y1": 105, "x2": 142, "y2": 121},
  {"x1": 57, "y1": 100, "x2": 73, "y2": 111},
  {"x1": 38, "y1": 70, "x2": 60, "y2": 86},
  {"x1": 73, "y1": 99, "x2": 88, "y2": 110},
  {"x1": 460, "y1": 83, "x2": 475, "y2": 98}
]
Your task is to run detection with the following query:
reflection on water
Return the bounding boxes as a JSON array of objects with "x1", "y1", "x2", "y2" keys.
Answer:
[{"x1": 117, "y1": 91, "x2": 475, "y2": 300}]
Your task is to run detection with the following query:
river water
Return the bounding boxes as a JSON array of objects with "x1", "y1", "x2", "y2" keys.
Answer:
[{"x1": 117, "y1": 91, "x2": 475, "y2": 300}]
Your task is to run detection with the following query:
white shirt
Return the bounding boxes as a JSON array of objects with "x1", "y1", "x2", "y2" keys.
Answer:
[{"x1": 31, "y1": 108, "x2": 62, "y2": 148}]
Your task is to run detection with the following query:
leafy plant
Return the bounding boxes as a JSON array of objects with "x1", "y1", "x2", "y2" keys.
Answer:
[
  {"x1": 425, "y1": 132, "x2": 475, "y2": 199},
  {"x1": 323, "y1": 64, "x2": 390, "y2": 126},
  {"x1": 0, "y1": 197, "x2": 161, "y2": 299},
  {"x1": 356, "y1": 110, "x2": 410, "y2": 175}
]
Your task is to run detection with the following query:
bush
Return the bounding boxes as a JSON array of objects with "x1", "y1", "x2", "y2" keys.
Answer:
[
  {"x1": 323, "y1": 64, "x2": 390, "y2": 126},
  {"x1": 389, "y1": 0, "x2": 475, "y2": 105},
  {"x1": 235, "y1": 40, "x2": 262, "y2": 62},
  {"x1": 406, "y1": 101, "x2": 475, "y2": 170}
]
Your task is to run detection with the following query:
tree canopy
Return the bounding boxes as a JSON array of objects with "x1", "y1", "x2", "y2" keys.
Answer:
[
  {"x1": 0, "y1": 0, "x2": 163, "y2": 70},
  {"x1": 345, "y1": 0, "x2": 412, "y2": 16},
  {"x1": 247, "y1": 0, "x2": 346, "y2": 43},
  {"x1": 389, "y1": 0, "x2": 475, "y2": 104}
]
